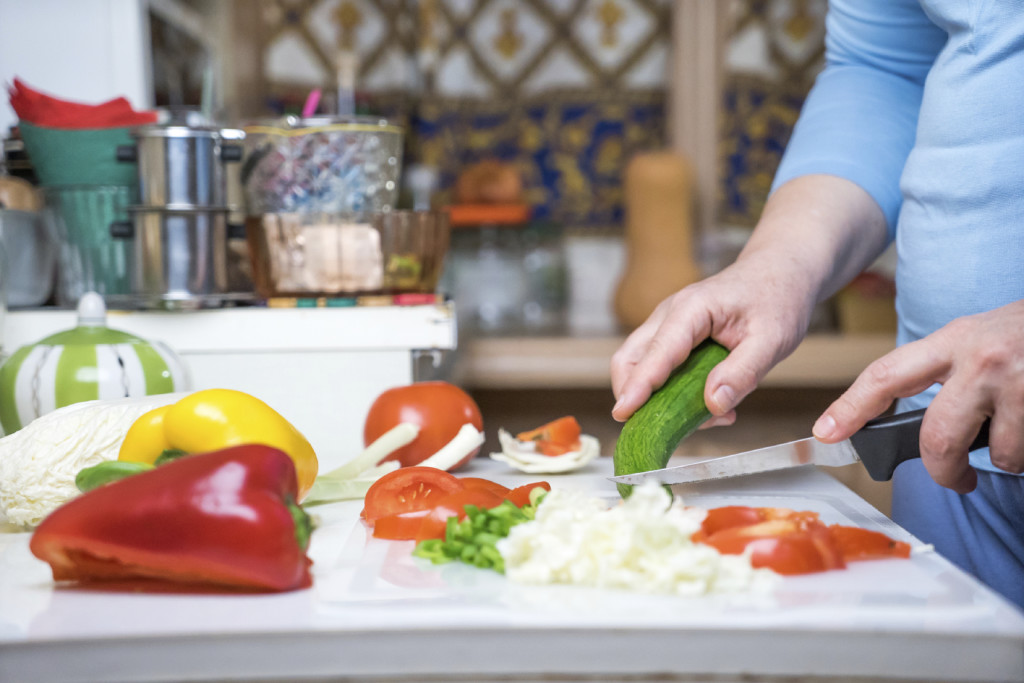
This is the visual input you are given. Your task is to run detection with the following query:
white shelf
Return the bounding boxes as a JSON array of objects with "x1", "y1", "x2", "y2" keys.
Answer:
[
  {"x1": 2, "y1": 303, "x2": 457, "y2": 472},
  {"x1": 3, "y1": 302, "x2": 457, "y2": 353}
]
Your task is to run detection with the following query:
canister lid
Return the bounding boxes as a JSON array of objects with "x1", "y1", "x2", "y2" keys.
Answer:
[{"x1": 37, "y1": 292, "x2": 147, "y2": 346}]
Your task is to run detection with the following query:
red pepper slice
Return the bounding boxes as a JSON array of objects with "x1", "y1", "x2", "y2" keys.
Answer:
[
  {"x1": 516, "y1": 416, "x2": 582, "y2": 457},
  {"x1": 30, "y1": 445, "x2": 313, "y2": 592}
]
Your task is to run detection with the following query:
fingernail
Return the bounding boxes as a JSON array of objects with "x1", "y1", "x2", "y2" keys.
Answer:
[
  {"x1": 712, "y1": 385, "x2": 736, "y2": 412},
  {"x1": 612, "y1": 396, "x2": 626, "y2": 421},
  {"x1": 813, "y1": 414, "x2": 836, "y2": 440}
]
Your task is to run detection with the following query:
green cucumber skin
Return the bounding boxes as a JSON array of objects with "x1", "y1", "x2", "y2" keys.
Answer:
[{"x1": 614, "y1": 339, "x2": 729, "y2": 498}]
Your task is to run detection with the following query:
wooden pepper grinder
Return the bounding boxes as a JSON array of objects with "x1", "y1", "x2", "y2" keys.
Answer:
[{"x1": 614, "y1": 151, "x2": 703, "y2": 330}]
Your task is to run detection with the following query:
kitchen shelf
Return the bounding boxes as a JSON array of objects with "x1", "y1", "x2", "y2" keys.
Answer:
[{"x1": 455, "y1": 332, "x2": 896, "y2": 390}]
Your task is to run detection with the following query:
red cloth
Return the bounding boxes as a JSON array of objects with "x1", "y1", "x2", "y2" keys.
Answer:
[{"x1": 8, "y1": 78, "x2": 156, "y2": 129}]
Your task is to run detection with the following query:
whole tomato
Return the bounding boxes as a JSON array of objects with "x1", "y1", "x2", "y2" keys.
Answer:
[{"x1": 363, "y1": 381, "x2": 484, "y2": 470}]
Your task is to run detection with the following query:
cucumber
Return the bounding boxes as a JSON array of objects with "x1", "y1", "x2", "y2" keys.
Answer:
[{"x1": 613, "y1": 339, "x2": 729, "y2": 498}]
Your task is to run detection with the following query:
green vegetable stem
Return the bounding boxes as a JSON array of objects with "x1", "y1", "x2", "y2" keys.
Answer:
[
  {"x1": 413, "y1": 490, "x2": 546, "y2": 573},
  {"x1": 75, "y1": 461, "x2": 154, "y2": 493}
]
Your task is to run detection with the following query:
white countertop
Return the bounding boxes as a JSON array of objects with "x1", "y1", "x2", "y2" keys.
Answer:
[{"x1": 1, "y1": 458, "x2": 1022, "y2": 683}]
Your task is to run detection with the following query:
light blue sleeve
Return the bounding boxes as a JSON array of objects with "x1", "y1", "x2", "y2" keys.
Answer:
[{"x1": 771, "y1": 0, "x2": 947, "y2": 238}]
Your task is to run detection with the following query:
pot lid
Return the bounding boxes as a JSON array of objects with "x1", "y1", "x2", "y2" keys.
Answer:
[{"x1": 37, "y1": 293, "x2": 149, "y2": 346}]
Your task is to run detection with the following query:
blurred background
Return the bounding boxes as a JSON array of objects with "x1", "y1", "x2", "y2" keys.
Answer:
[{"x1": 0, "y1": 0, "x2": 898, "y2": 512}]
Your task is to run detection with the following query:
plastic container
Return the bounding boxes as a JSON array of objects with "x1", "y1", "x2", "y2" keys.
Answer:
[
  {"x1": 246, "y1": 210, "x2": 449, "y2": 298},
  {"x1": 17, "y1": 122, "x2": 137, "y2": 187},
  {"x1": 0, "y1": 292, "x2": 188, "y2": 435},
  {"x1": 41, "y1": 185, "x2": 135, "y2": 306},
  {"x1": 0, "y1": 209, "x2": 55, "y2": 307},
  {"x1": 242, "y1": 116, "x2": 403, "y2": 216}
]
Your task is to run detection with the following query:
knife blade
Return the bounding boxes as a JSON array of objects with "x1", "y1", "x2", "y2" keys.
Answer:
[{"x1": 609, "y1": 408, "x2": 991, "y2": 486}]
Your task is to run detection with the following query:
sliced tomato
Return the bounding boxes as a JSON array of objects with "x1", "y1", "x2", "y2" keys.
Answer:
[
  {"x1": 700, "y1": 519, "x2": 846, "y2": 575},
  {"x1": 695, "y1": 506, "x2": 767, "y2": 540},
  {"x1": 362, "y1": 466, "x2": 465, "y2": 522},
  {"x1": 504, "y1": 481, "x2": 551, "y2": 507},
  {"x1": 459, "y1": 477, "x2": 511, "y2": 497},
  {"x1": 828, "y1": 525, "x2": 912, "y2": 562},
  {"x1": 372, "y1": 509, "x2": 432, "y2": 540},
  {"x1": 694, "y1": 506, "x2": 820, "y2": 542},
  {"x1": 516, "y1": 416, "x2": 582, "y2": 456},
  {"x1": 414, "y1": 489, "x2": 507, "y2": 542}
]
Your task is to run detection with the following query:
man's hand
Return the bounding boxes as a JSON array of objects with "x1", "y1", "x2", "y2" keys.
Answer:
[
  {"x1": 610, "y1": 260, "x2": 815, "y2": 424},
  {"x1": 813, "y1": 299, "x2": 1024, "y2": 493},
  {"x1": 610, "y1": 175, "x2": 890, "y2": 425}
]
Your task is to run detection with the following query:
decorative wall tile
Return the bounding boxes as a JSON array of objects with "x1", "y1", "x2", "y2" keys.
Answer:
[
  {"x1": 253, "y1": 0, "x2": 824, "y2": 232},
  {"x1": 720, "y1": 0, "x2": 826, "y2": 227}
]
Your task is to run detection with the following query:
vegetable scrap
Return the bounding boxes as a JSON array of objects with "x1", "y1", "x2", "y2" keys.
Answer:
[{"x1": 490, "y1": 416, "x2": 600, "y2": 474}]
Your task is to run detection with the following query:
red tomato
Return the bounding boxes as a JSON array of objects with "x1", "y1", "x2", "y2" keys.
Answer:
[
  {"x1": 364, "y1": 381, "x2": 484, "y2": 470},
  {"x1": 414, "y1": 489, "x2": 506, "y2": 542},
  {"x1": 828, "y1": 525, "x2": 912, "y2": 562},
  {"x1": 504, "y1": 481, "x2": 551, "y2": 507},
  {"x1": 362, "y1": 466, "x2": 465, "y2": 522},
  {"x1": 372, "y1": 510, "x2": 431, "y2": 540},
  {"x1": 459, "y1": 477, "x2": 511, "y2": 496},
  {"x1": 695, "y1": 506, "x2": 767, "y2": 539},
  {"x1": 701, "y1": 519, "x2": 846, "y2": 575},
  {"x1": 694, "y1": 506, "x2": 820, "y2": 541},
  {"x1": 516, "y1": 416, "x2": 581, "y2": 456}
]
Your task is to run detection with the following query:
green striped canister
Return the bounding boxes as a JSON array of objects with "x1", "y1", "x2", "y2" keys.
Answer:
[{"x1": 0, "y1": 296, "x2": 188, "y2": 435}]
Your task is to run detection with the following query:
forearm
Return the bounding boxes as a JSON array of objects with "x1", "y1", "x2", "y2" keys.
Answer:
[{"x1": 738, "y1": 174, "x2": 890, "y2": 305}]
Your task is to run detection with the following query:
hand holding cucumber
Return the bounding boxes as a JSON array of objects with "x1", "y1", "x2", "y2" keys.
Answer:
[{"x1": 610, "y1": 255, "x2": 817, "y2": 426}]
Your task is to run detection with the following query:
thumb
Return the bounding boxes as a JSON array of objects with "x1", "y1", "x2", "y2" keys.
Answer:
[{"x1": 703, "y1": 339, "x2": 775, "y2": 415}]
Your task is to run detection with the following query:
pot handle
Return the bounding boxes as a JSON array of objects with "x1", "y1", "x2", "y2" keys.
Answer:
[
  {"x1": 110, "y1": 221, "x2": 135, "y2": 239},
  {"x1": 227, "y1": 223, "x2": 246, "y2": 240},
  {"x1": 116, "y1": 145, "x2": 138, "y2": 163},
  {"x1": 221, "y1": 144, "x2": 244, "y2": 163}
]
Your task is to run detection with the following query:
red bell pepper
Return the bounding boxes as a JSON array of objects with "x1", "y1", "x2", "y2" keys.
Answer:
[{"x1": 30, "y1": 445, "x2": 313, "y2": 592}]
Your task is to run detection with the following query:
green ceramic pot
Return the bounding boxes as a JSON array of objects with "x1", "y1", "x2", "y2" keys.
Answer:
[{"x1": 0, "y1": 293, "x2": 189, "y2": 435}]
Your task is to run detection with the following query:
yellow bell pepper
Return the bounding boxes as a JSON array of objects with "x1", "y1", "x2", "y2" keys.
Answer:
[{"x1": 119, "y1": 389, "x2": 319, "y2": 499}]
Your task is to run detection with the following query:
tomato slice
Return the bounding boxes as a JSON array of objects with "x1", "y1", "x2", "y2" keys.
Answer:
[
  {"x1": 414, "y1": 489, "x2": 506, "y2": 542},
  {"x1": 516, "y1": 417, "x2": 582, "y2": 456},
  {"x1": 701, "y1": 519, "x2": 846, "y2": 575},
  {"x1": 362, "y1": 466, "x2": 465, "y2": 522},
  {"x1": 828, "y1": 525, "x2": 912, "y2": 561},
  {"x1": 694, "y1": 506, "x2": 821, "y2": 542},
  {"x1": 372, "y1": 509, "x2": 432, "y2": 540},
  {"x1": 459, "y1": 477, "x2": 511, "y2": 496},
  {"x1": 503, "y1": 481, "x2": 551, "y2": 507}
]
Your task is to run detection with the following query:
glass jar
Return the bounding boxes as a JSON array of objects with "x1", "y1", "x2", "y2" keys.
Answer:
[
  {"x1": 446, "y1": 224, "x2": 526, "y2": 333},
  {"x1": 520, "y1": 222, "x2": 568, "y2": 332}
]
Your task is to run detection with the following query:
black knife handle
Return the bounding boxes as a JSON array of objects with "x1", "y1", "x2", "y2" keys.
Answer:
[{"x1": 849, "y1": 408, "x2": 991, "y2": 482}]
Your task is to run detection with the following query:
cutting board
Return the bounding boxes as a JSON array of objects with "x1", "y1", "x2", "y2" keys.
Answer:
[{"x1": 1, "y1": 458, "x2": 1022, "y2": 683}]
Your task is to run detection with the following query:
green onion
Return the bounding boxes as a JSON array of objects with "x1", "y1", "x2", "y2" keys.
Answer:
[{"x1": 411, "y1": 494, "x2": 545, "y2": 573}]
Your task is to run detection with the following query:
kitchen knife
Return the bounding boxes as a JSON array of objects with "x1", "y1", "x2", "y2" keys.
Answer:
[{"x1": 609, "y1": 408, "x2": 991, "y2": 486}]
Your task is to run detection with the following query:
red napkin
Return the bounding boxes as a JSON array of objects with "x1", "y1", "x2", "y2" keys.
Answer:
[{"x1": 8, "y1": 78, "x2": 157, "y2": 129}]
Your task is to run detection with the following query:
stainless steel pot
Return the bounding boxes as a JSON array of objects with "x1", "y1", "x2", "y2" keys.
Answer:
[
  {"x1": 117, "y1": 125, "x2": 245, "y2": 209},
  {"x1": 109, "y1": 208, "x2": 249, "y2": 309}
]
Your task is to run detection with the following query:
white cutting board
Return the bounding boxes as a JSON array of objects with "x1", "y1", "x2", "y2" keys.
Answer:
[{"x1": 1, "y1": 458, "x2": 1022, "y2": 683}]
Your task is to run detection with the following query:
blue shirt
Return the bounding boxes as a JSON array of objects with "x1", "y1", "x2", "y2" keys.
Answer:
[{"x1": 773, "y1": 0, "x2": 1024, "y2": 476}]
